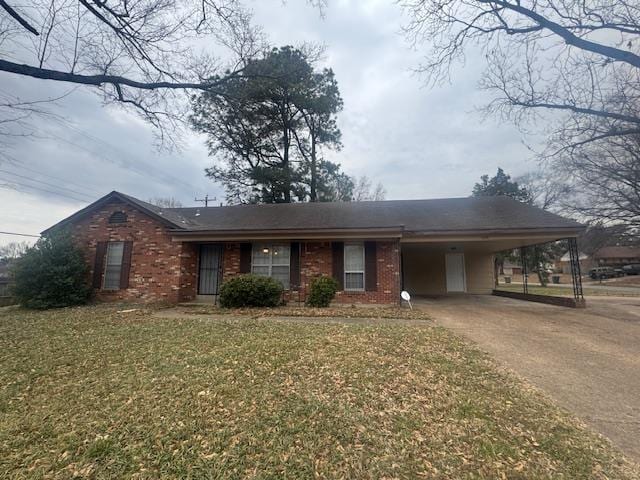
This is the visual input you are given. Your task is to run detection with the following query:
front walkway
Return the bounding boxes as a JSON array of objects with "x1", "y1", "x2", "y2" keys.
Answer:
[{"x1": 415, "y1": 294, "x2": 640, "y2": 462}]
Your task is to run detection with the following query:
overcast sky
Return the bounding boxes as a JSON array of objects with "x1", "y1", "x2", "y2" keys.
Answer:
[{"x1": 0, "y1": 0, "x2": 542, "y2": 247}]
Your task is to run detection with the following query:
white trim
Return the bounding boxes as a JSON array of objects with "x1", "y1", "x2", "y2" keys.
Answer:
[{"x1": 344, "y1": 242, "x2": 365, "y2": 291}]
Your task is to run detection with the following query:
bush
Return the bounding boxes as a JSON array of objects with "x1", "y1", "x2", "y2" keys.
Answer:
[
  {"x1": 12, "y1": 229, "x2": 91, "y2": 309},
  {"x1": 306, "y1": 276, "x2": 339, "y2": 308},
  {"x1": 218, "y1": 274, "x2": 284, "y2": 308}
]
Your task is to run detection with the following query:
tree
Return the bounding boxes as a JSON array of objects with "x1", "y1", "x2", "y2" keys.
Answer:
[
  {"x1": 472, "y1": 167, "x2": 563, "y2": 286},
  {"x1": 472, "y1": 168, "x2": 530, "y2": 202},
  {"x1": 401, "y1": 0, "x2": 640, "y2": 228},
  {"x1": 558, "y1": 133, "x2": 640, "y2": 231},
  {"x1": 190, "y1": 46, "x2": 346, "y2": 204},
  {"x1": 0, "y1": 241, "x2": 30, "y2": 259},
  {"x1": 11, "y1": 229, "x2": 91, "y2": 309},
  {"x1": 352, "y1": 176, "x2": 386, "y2": 201},
  {"x1": 148, "y1": 197, "x2": 183, "y2": 208},
  {"x1": 0, "y1": 0, "x2": 265, "y2": 144}
]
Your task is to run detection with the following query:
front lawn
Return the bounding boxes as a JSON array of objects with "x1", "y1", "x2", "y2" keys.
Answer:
[{"x1": 0, "y1": 306, "x2": 636, "y2": 479}]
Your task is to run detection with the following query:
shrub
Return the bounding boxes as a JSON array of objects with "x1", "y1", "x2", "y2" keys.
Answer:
[
  {"x1": 12, "y1": 229, "x2": 91, "y2": 309},
  {"x1": 306, "y1": 276, "x2": 339, "y2": 308},
  {"x1": 218, "y1": 274, "x2": 283, "y2": 308}
]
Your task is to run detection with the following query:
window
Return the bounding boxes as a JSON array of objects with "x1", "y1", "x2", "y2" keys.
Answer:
[
  {"x1": 109, "y1": 211, "x2": 127, "y2": 224},
  {"x1": 344, "y1": 243, "x2": 365, "y2": 291},
  {"x1": 103, "y1": 241, "x2": 124, "y2": 290},
  {"x1": 252, "y1": 244, "x2": 290, "y2": 289}
]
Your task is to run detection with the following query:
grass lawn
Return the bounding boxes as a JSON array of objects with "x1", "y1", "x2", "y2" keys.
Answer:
[
  {"x1": 1, "y1": 306, "x2": 637, "y2": 479},
  {"x1": 496, "y1": 284, "x2": 640, "y2": 297}
]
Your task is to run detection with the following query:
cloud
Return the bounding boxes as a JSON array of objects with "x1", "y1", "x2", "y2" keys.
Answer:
[{"x1": 0, "y1": 0, "x2": 539, "y2": 247}]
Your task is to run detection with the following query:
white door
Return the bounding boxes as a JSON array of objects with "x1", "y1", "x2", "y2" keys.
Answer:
[{"x1": 445, "y1": 253, "x2": 466, "y2": 293}]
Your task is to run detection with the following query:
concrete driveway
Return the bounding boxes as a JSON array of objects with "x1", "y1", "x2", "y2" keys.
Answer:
[{"x1": 416, "y1": 295, "x2": 640, "y2": 462}]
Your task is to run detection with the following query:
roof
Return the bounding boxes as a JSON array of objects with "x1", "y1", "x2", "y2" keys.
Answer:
[
  {"x1": 594, "y1": 246, "x2": 640, "y2": 259},
  {"x1": 43, "y1": 191, "x2": 584, "y2": 236}
]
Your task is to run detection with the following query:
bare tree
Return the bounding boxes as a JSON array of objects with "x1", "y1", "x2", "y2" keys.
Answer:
[
  {"x1": 0, "y1": 0, "x2": 267, "y2": 145},
  {"x1": 0, "y1": 241, "x2": 30, "y2": 259},
  {"x1": 400, "y1": 0, "x2": 640, "y2": 229},
  {"x1": 516, "y1": 170, "x2": 571, "y2": 212},
  {"x1": 148, "y1": 197, "x2": 183, "y2": 208},
  {"x1": 352, "y1": 176, "x2": 386, "y2": 201},
  {"x1": 560, "y1": 133, "x2": 640, "y2": 230}
]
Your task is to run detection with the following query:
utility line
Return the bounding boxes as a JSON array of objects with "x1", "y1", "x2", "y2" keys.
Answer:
[
  {"x1": 0, "y1": 169, "x2": 93, "y2": 201},
  {"x1": 0, "y1": 231, "x2": 40, "y2": 238},
  {"x1": 0, "y1": 151, "x2": 95, "y2": 195},
  {"x1": 0, "y1": 178, "x2": 88, "y2": 203}
]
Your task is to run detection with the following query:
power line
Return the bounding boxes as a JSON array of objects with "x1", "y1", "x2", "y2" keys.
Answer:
[
  {"x1": 0, "y1": 151, "x2": 95, "y2": 195},
  {"x1": 0, "y1": 178, "x2": 89, "y2": 203},
  {"x1": 0, "y1": 169, "x2": 93, "y2": 201},
  {"x1": 0, "y1": 231, "x2": 40, "y2": 238}
]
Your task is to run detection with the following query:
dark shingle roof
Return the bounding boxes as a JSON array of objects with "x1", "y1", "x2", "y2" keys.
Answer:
[
  {"x1": 158, "y1": 195, "x2": 583, "y2": 233},
  {"x1": 43, "y1": 191, "x2": 583, "y2": 235}
]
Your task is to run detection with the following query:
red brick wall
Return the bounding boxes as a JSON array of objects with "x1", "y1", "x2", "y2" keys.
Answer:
[
  {"x1": 70, "y1": 200, "x2": 401, "y2": 306},
  {"x1": 69, "y1": 199, "x2": 197, "y2": 303},
  {"x1": 220, "y1": 240, "x2": 401, "y2": 305}
]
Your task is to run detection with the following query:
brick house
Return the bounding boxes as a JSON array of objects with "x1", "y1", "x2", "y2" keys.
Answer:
[{"x1": 42, "y1": 191, "x2": 584, "y2": 305}]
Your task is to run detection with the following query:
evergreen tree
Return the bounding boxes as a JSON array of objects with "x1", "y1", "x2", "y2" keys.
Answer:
[{"x1": 12, "y1": 230, "x2": 91, "y2": 309}]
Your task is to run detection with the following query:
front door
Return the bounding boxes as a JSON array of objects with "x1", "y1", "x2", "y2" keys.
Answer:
[
  {"x1": 445, "y1": 253, "x2": 466, "y2": 293},
  {"x1": 198, "y1": 244, "x2": 222, "y2": 295}
]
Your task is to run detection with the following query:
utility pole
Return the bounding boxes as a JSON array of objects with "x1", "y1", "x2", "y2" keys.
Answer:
[{"x1": 195, "y1": 194, "x2": 216, "y2": 207}]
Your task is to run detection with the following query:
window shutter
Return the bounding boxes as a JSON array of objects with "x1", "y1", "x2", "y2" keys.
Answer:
[
  {"x1": 119, "y1": 241, "x2": 133, "y2": 289},
  {"x1": 92, "y1": 242, "x2": 107, "y2": 289},
  {"x1": 290, "y1": 242, "x2": 301, "y2": 289},
  {"x1": 364, "y1": 241, "x2": 377, "y2": 292},
  {"x1": 332, "y1": 242, "x2": 344, "y2": 290},
  {"x1": 239, "y1": 243, "x2": 252, "y2": 273}
]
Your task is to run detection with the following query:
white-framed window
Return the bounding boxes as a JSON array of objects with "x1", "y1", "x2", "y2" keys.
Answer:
[
  {"x1": 344, "y1": 243, "x2": 365, "y2": 291},
  {"x1": 103, "y1": 241, "x2": 124, "y2": 290},
  {"x1": 252, "y1": 244, "x2": 290, "y2": 289}
]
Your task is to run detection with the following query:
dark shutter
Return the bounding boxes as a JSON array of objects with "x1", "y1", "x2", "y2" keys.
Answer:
[
  {"x1": 332, "y1": 242, "x2": 344, "y2": 290},
  {"x1": 290, "y1": 242, "x2": 301, "y2": 289},
  {"x1": 92, "y1": 241, "x2": 107, "y2": 289},
  {"x1": 239, "y1": 243, "x2": 252, "y2": 273},
  {"x1": 364, "y1": 241, "x2": 377, "y2": 292},
  {"x1": 120, "y1": 241, "x2": 133, "y2": 289}
]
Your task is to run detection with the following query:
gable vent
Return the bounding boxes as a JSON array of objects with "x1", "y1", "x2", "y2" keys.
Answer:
[{"x1": 108, "y1": 211, "x2": 127, "y2": 224}]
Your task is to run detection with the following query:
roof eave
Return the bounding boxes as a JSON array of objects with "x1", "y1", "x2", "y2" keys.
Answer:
[{"x1": 41, "y1": 191, "x2": 182, "y2": 235}]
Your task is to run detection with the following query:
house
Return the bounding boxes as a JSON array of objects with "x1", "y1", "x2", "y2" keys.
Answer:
[
  {"x1": 558, "y1": 246, "x2": 640, "y2": 273},
  {"x1": 42, "y1": 191, "x2": 584, "y2": 305}
]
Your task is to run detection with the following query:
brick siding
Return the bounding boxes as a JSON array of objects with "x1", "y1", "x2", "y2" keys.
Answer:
[
  {"x1": 71, "y1": 200, "x2": 401, "y2": 305},
  {"x1": 70, "y1": 199, "x2": 197, "y2": 303}
]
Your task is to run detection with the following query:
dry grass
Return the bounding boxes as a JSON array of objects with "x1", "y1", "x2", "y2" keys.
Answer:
[
  {"x1": 0, "y1": 305, "x2": 637, "y2": 479},
  {"x1": 173, "y1": 303, "x2": 432, "y2": 321},
  {"x1": 497, "y1": 284, "x2": 640, "y2": 297}
]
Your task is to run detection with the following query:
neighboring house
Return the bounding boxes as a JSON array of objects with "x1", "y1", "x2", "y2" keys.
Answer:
[
  {"x1": 500, "y1": 259, "x2": 522, "y2": 277},
  {"x1": 558, "y1": 246, "x2": 640, "y2": 273},
  {"x1": 42, "y1": 191, "x2": 584, "y2": 305}
]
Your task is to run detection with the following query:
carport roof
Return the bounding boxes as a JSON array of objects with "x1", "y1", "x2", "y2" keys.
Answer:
[{"x1": 43, "y1": 191, "x2": 584, "y2": 236}]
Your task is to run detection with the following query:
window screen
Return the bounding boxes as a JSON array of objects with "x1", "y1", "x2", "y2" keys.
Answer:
[
  {"x1": 251, "y1": 244, "x2": 290, "y2": 289},
  {"x1": 344, "y1": 243, "x2": 365, "y2": 291},
  {"x1": 103, "y1": 241, "x2": 124, "y2": 290}
]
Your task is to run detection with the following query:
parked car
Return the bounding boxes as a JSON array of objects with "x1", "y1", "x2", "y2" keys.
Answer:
[
  {"x1": 589, "y1": 266, "x2": 618, "y2": 280},
  {"x1": 622, "y1": 264, "x2": 640, "y2": 275}
]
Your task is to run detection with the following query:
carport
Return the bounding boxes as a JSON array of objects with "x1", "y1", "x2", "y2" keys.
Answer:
[{"x1": 400, "y1": 229, "x2": 586, "y2": 307}]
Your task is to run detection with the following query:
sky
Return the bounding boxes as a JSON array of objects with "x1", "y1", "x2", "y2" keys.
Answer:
[{"x1": 0, "y1": 0, "x2": 542, "y2": 248}]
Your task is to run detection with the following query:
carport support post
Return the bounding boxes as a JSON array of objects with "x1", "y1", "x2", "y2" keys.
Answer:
[
  {"x1": 568, "y1": 237, "x2": 584, "y2": 303},
  {"x1": 520, "y1": 246, "x2": 529, "y2": 294}
]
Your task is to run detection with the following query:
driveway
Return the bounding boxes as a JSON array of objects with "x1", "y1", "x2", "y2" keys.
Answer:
[{"x1": 416, "y1": 295, "x2": 640, "y2": 462}]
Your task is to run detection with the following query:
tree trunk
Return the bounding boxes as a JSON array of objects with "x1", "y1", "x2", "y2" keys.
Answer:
[{"x1": 310, "y1": 132, "x2": 317, "y2": 202}]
